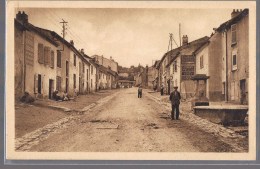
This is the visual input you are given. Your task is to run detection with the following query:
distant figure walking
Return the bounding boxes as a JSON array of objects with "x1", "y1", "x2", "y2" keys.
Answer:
[
  {"x1": 160, "y1": 84, "x2": 164, "y2": 95},
  {"x1": 169, "y1": 86, "x2": 181, "y2": 120},
  {"x1": 138, "y1": 86, "x2": 143, "y2": 98}
]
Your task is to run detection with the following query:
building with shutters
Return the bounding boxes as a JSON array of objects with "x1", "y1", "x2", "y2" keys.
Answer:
[
  {"x1": 15, "y1": 11, "x2": 92, "y2": 99},
  {"x1": 215, "y1": 9, "x2": 249, "y2": 104},
  {"x1": 15, "y1": 11, "x2": 59, "y2": 99},
  {"x1": 156, "y1": 36, "x2": 209, "y2": 97}
]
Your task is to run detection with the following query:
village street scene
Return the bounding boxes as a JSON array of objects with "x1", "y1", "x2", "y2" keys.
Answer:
[{"x1": 14, "y1": 8, "x2": 249, "y2": 153}]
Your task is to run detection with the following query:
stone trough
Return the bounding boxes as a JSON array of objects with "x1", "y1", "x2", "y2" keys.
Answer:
[{"x1": 193, "y1": 105, "x2": 248, "y2": 125}]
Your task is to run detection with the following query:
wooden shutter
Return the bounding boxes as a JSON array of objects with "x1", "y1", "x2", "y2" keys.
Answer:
[
  {"x1": 231, "y1": 24, "x2": 237, "y2": 44},
  {"x1": 79, "y1": 62, "x2": 82, "y2": 77},
  {"x1": 57, "y1": 50, "x2": 61, "y2": 68},
  {"x1": 38, "y1": 44, "x2": 44, "y2": 64},
  {"x1": 44, "y1": 47, "x2": 50, "y2": 65},
  {"x1": 34, "y1": 74, "x2": 38, "y2": 93},
  {"x1": 50, "y1": 50, "x2": 54, "y2": 68}
]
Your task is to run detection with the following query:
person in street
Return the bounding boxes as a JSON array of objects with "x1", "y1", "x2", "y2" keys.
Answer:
[
  {"x1": 160, "y1": 84, "x2": 164, "y2": 95},
  {"x1": 169, "y1": 86, "x2": 181, "y2": 120},
  {"x1": 138, "y1": 85, "x2": 143, "y2": 98}
]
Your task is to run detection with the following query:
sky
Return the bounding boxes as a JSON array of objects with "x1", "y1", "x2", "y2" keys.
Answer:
[{"x1": 16, "y1": 8, "x2": 232, "y2": 67}]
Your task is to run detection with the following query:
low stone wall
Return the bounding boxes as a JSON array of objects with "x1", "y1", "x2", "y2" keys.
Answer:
[{"x1": 194, "y1": 105, "x2": 248, "y2": 125}]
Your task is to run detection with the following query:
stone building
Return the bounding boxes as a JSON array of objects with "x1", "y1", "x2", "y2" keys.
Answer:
[
  {"x1": 147, "y1": 65, "x2": 158, "y2": 89},
  {"x1": 216, "y1": 9, "x2": 249, "y2": 104},
  {"x1": 15, "y1": 11, "x2": 93, "y2": 99},
  {"x1": 15, "y1": 11, "x2": 59, "y2": 99},
  {"x1": 93, "y1": 55, "x2": 118, "y2": 73},
  {"x1": 156, "y1": 35, "x2": 208, "y2": 97}
]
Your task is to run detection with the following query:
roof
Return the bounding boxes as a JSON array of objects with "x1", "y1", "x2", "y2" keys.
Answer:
[
  {"x1": 164, "y1": 36, "x2": 209, "y2": 68},
  {"x1": 98, "y1": 65, "x2": 117, "y2": 76},
  {"x1": 216, "y1": 9, "x2": 248, "y2": 32},
  {"x1": 191, "y1": 74, "x2": 210, "y2": 80},
  {"x1": 15, "y1": 19, "x2": 59, "y2": 47}
]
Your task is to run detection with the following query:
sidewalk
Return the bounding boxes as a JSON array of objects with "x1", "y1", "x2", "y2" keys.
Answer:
[{"x1": 15, "y1": 89, "x2": 118, "y2": 138}]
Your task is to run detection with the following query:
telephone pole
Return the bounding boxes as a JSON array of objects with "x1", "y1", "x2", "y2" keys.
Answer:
[{"x1": 60, "y1": 19, "x2": 68, "y2": 39}]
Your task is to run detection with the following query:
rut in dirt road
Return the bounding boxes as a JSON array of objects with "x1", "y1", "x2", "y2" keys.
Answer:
[{"x1": 26, "y1": 88, "x2": 241, "y2": 152}]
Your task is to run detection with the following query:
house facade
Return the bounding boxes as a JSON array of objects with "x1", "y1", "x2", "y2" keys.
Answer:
[
  {"x1": 15, "y1": 12, "x2": 59, "y2": 99},
  {"x1": 15, "y1": 11, "x2": 96, "y2": 99}
]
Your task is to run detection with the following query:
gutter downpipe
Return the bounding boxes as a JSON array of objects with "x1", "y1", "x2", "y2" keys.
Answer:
[{"x1": 225, "y1": 29, "x2": 228, "y2": 102}]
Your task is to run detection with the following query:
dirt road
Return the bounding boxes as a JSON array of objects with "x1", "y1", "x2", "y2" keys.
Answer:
[{"x1": 21, "y1": 88, "x2": 244, "y2": 152}]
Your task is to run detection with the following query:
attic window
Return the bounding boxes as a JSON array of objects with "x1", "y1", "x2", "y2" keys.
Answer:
[{"x1": 231, "y1": 24, "x2": 237, "y2": 45}]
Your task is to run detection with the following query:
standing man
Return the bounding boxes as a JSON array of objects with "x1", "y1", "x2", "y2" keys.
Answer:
[
  {"x1": 169, "y1": 86, "x2": 181, "y2": 120},
  {"x1": 138, "y1": 85, "x2": 143, "y2": 98}
]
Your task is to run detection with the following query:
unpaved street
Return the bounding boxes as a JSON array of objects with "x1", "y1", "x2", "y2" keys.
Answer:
[{"x1": 20, "y1": 88, "x2": 245, "y2": 152}]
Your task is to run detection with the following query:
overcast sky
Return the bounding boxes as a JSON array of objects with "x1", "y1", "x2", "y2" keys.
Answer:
[{"x1": 17, "y1": 8, "x2": 232, "y2": 67}]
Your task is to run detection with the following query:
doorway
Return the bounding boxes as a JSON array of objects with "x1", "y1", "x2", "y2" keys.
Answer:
[
  {"x1": 240, "y1": 79, "x2": 246, "y2": 104},
  {"x1": 66, "y1": 78, "x2": 69, "y2": 93},
  {"x1": 49, "y1": 79, "x2": 54, "y2": 99},
  {"x1": 38, "y1": 74, "x2": 42, "y2": 94}
]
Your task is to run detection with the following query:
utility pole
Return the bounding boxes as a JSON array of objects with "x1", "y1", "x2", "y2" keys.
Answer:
[
  {"x1": 179, "y1": 23, "x2": 181, "y2": 46},
  {"x1": 60, "y1": 19, "x2": 68, "y2": 39},
  {"x1": 59, "y1": 19, "x2": 68, "y2": 51},
  {"x1": 168, "y1": 33, "x2": 173, "y2": 52}
]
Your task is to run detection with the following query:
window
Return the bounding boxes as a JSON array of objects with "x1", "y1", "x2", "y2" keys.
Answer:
[
  {"x1": 232, "y1": 50, "x2": 237, "y2": 71},
  {"x1": 200, "y1": 55, "x2": 204, "y2": 69},
  {"x1": 91, "y1": 79, "x2": 93, "y2": 88},
  {"x1": 38, "y1": 43, "x2": 44, "y2": 64},
  {"x1": 99, "y1": 73, "x2": 101, "y2": 79},
  {"x1": 79, "y1": 62, "x2": 82, "y2": 76},
  {"x1": 56, "y1": 76, "x2": 62, "y2": 91},
  {"x1": 44, "y1": 47, "x2": 50, "y2": 65},
  {"x1": 57, "y1": 50, "x2": 61, "y2": 68},
  {"x1": 174, "y1": 61, "x2": 177, "y2": 72},
  {"x1": 91, "y1": 65, "x2": 93, "y2": 75},
  {"x1": 87, "y1": 69, "x2": 89, "y2": 80},
  {"x1": 74, "y1": 54, "x2": 76, "y2": 66},
  {"x1": 83, "y1": 64, "x2": 85, "y2": 73},
  {"x1": 50, "y1": 50, "x2": 54, "y2": 68},
  {"x1": 231, "y1": 24, "x2": 237, "y2": 44},
  {"x1": 73, "y1": 74, "x2": 76, "y2": 89}
]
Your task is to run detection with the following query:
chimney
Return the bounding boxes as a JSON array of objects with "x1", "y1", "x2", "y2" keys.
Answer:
[
  {"x1": 70, "y1": 40, "x2": 74, "y2": 46},
  {"x1": 182, "y1": 35, "x2": 188, "y2": 45},
  {"x1": 231, "y1": 9, "x2": 242, "y2": 19},
  {"x1": 110, "y1": 56, "x2": 112, "y2": 60},
  {"x1": 16, "y1": 11, "x2": 28, "y2": 24},
  {"x1": 80, "y1": 49, "x2": 84, "y2": 54}
]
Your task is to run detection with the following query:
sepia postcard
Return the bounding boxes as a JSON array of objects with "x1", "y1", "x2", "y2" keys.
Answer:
[{"x1": 6, "y1": 1, "x2": 256, "y2": 160}]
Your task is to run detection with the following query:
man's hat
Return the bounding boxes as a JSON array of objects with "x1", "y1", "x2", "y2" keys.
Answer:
[{"x1": 173, "y1": 86, "x2": 178, "y2": 89}]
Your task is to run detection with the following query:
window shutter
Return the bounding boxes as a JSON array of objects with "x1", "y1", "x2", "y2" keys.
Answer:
[
  {"x1": 50, "y1": 50, "x2": 54, "y2": 68},
  {"x1": 44, "y1": 47, "x2": 50, "y2": 65},
  {"x1": 38, "y1": 44, "x2": 44, "y2": 64},
  {"x1": 34, "y1": 74, "x2": 38, "y2": 93},
  {"x1": 79, "y1": 62, "x2": 82, "y2": 76},
  {"x1": 57, "y1": 50, "x2": 61, "y2": 68},
  {"x1": 231, "y1": 24, "x2": 237, "y2": 44}
]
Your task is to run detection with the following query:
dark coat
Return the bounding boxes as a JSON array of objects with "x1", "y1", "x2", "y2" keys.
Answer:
[{"x1": 169, "y1": 90, "x2": 181, "y2": 105}]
